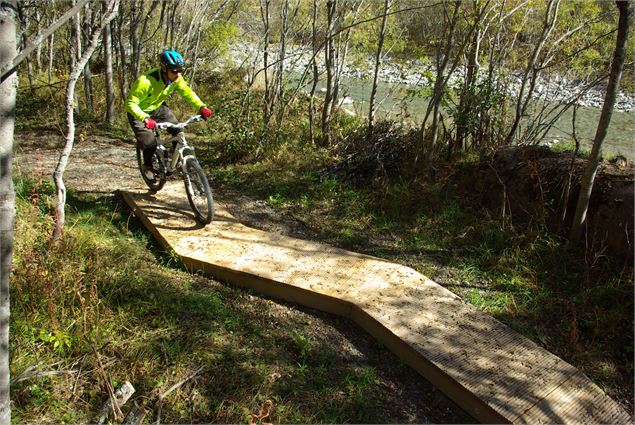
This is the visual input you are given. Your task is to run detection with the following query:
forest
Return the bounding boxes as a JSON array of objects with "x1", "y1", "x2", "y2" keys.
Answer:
[{"x1": 0, "y1": 0, "x2": 633, "y2": 422}]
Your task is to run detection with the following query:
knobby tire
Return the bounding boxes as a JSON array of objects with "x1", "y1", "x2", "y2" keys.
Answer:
[
  {"x1": 183, "y1": 156, "x2": 214, "y2": 224},
  {"x1": 136, "y1": 143, "x2": 166, "y2": 191}
]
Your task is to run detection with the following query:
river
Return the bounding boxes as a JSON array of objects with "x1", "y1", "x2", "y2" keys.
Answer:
[{"x1": 300, "y1": 75, "x2": 635, "y2": 160}]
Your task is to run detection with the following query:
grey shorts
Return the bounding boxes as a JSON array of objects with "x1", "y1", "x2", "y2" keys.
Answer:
[{"x1": 127, "y1": 104, "x2": 181, "y2": 149}]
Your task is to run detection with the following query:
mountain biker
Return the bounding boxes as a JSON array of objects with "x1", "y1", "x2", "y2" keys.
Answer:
[{"x1": 125, "y1": 50, "x2": 212, "y2": 180}]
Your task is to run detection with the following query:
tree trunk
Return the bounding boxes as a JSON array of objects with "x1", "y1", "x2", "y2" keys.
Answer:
[
  {"x1": 47, "y1": 29, "x2": 54, "y2": 84},
  {"x1": 368, "y1": 0, "x2": 391, "y2": 133},
  {"x1": 113, "y1": 14, "x2": 128, "y2": 100},
  {"x1": 82, "y1": 3, "x2": 94, "y2": 111},
  {"x1": 569, "y1": 0, "x2": 632, "y2": 243},
  {"x1": 0, "y1": 3, "x2": 17, "y2": 423},
  {"x1": 104, "y1": 5, "x2": 115, "y2": 124},
  {"x1": 134, "y1": 0, "x2": 160, "y2": 77},
  {"x1": 167, "y1": 0, "x2": 178, "y2": 49},
  {"x1": 17, "y1": 2, "x2": 35, "y2": 94},
  {"x1": 272, "y1": 0, "x2": 290, "y2": 128},
  {"x1": 53, "y1": 0, "x2": 121, "y2": 240},
  {"x1": 455, "y1": 0, "x2": 484, "y2": 153},
  {"x1": 321, "y1": 0, "x2": 337, "y2": 146},
  {"x1": 332, "y1": 0, "x2": 362, "y2": 108},
  {"x1": 189, "y1": 26, "x2": 202, "y2": 86},
  {"x1": 69, "y1": 0, "x2": 81, "y2": 112},
  {"x1": 421, "y1": 0, "x2": 462, "y2": 158},
  {"x1": 260, "y1": 0, "x2": 272, "y2": 123},
  {"x1": 35, "y1": 8, "x2": 42, "y2": 71},
  {"x1": 130, "y1": 0, "x2": 141, "y2": 79},
  {"x1": 505, "y1": 0, "x2": 560, "y2": 145},
  {"x1": 309, "y1": 0, "x2": 319, "y2": 145}
]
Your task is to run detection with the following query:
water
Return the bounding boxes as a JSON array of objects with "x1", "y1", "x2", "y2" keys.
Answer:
[{"x1": 299, "y1": 75, "x2": 635, "y2": 160}]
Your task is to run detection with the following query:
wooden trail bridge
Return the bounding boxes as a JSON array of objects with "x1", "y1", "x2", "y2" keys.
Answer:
[{"x1": 122, "y1": 181, "x2": 630, "y2": 424}]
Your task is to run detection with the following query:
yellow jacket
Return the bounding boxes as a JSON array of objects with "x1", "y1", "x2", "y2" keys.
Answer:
[{"x1": 124, "y1": 67, "x2": 205, "y2": 121}]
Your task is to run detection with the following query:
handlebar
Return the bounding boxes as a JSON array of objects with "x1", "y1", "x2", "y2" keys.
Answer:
[{"x1": 156, "y1": 114, "x2": 204, "y2": 131}]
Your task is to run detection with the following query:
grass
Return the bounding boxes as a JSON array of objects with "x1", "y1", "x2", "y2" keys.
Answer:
[
  {"x1": 10, "y1": 174, "x2": 466, "y2": 423},
  {"x1": 202, "y1": 129, "x2": 633, "y2": 414}
]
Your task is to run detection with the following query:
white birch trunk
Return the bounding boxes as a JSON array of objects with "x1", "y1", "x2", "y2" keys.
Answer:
[
  {"x1": 104, "y1": 17, "x2": 115, "y2": 124},
  {"x1": 368, "y1": 0, "x2": 391, "y2": 131},
  {"x1": 260, "y1": 0, "x2": 271, "y2": 122},
  {"x1": 53, "y1": 0, "x2": 121, "y2": 240},
  {"x1": 48, "y1": 30, "x2": 54, "y2": 84},
  {"x1": 82, "y1": 4, "x2": 94, "y2": 111},
  {"x1": 569, "y1": 0, "x2": 632, "y2": 243},
  {"x1": 0, "y1": 3, "x2": 18, "y2": 423},
  {"x1": 321, "y1": 0, "x2": 336, "y2": 145},
  {"x1": 309, "y1": 0, "x2": 319, "y2": 145},
  {"x1": 35, "y1": 8, "x2": 42, "y2": 71},
  {"x1": 505, "y1": 0, "x2": 560, "y2": 145}
]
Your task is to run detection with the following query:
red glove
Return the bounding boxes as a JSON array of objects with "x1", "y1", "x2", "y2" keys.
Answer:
[
  {"x1": 199, "y1": 106, "x2": 212, "y2": 120},
  {"x1": 144, "y1": 118, "x2": 156, "y2": 129}
]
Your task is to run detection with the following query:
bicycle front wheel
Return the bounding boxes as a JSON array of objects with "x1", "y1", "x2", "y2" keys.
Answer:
[
  {"x1": 182, "y1": 156, "x2": 214, "y2": 224},
  {"x1": 136, "y1": 143, "x2": 166, "y2": 191}
]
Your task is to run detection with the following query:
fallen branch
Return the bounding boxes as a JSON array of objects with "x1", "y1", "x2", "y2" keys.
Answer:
[
  {"x1": 11, "y1": 368, "x2": 77, "y2": 384},
  {"x1": 123, "y1": 404, "x2": 147, "y2": 425},
  {"x1": 95, "y1": 381, "x2": 136, "y2": 425},
  {"x1": 160, "y1": 365, "x2": 205, "y2": 400},
  {"x1": 91, "y1": 344, "x2": 125, "y2": 423},
  {"x1": 156, "y1": 365, "x2": 205, "y2": 425}
]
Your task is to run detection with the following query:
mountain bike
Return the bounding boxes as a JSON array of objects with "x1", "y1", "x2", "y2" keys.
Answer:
[{"x1": 135, "y1": 114, "x2": 214, "y2": 225}]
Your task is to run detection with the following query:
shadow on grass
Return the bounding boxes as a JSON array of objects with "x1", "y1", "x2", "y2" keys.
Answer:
[
  {"x1": 205, "y1": 167, "x2": 634, "y2": 417},
  {"x1": 55, "y1": 190, "x2": 474, "y2": 423}
]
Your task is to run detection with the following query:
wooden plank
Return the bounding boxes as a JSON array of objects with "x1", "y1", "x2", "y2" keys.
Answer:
[{"x1": 121, "y1": 181, "x2": 630, "y2": 424}]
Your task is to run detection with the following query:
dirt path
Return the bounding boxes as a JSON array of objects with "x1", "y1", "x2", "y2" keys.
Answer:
[{"x1": 13, "y1": 130, "x2": 474, "y2": 423}]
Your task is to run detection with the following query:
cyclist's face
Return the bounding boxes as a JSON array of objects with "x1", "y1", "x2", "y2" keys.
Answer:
[{"x1": 162, "y1": 66, "x2": 182, "y2": 83}]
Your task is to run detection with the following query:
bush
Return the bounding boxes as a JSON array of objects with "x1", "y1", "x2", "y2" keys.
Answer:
[{"x1": 323, "y1": 120, "x2": 418, "y2": 185}]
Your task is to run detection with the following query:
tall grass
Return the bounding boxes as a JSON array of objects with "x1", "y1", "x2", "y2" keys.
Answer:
[{"x1": 11, "y1": 175, "x2": 466, "y2": 423}]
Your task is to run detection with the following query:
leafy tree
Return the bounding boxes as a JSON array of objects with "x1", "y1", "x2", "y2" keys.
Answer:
[{"x1": 570, "y1": 0, "x2": 633, "y2": 243}]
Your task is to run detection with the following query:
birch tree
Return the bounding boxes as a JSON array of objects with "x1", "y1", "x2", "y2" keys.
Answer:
[
  {"x1": 47, "y1": 12, "x2": 55, "y2": 83},
  {"x1": 321, "y1": 0, "x2": 362, "y2": 145},
  {"x1": 368, "y1": 0, "x2": 391, "y2": 133},
  {"x1": 0, "y1": 2, "x2": 17, "y2": 422},
  {"x1": 504, "y1": 0, "x2": 560, "y2": 145},
  {"x1": 103, "y1": 2, "x2": 115, "y2": 124},
  {"x1": 260, "y1": 0, "x2": 272, "y2": 123},
  {"x1": 309, "y1": 0, "x2": 320, "y2": 145},
  {"x1": 453, "y1": 0, "x2": 494, "y2": 153},
  {"x1": 82, "y1": 3, "x2": 94, "y2": 111},
  {"x1": 53, "y1": 0, "x2": 121, "y2": 240},
  {"x1": 321, "y1": 0, "x2": 337, "y2": 146},
  {"x1": 419, "y1": 0, "x2": 462, "y2": 160},
  {"x1": 569, "y1": 0, "x2": 633, "y2": 243},
  {"x1": 17, "y1": 2, "x2": 35, "y2": 93}
]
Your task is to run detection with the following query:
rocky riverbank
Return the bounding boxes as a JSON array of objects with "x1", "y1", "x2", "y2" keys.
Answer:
[{"x1": 226, "y1": 44, "x2": 635, "y2": 112}]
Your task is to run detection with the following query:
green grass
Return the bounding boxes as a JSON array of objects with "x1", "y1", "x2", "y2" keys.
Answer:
[
  {"x1": 201, "y1": 132, "x2": 633, "y2": 412},
  {"x1": 11, "y1": 175, "x2": 452, "y2": 423},
  {"x1": 192, "y1": 76, "x2": 633, "y2": 410}
]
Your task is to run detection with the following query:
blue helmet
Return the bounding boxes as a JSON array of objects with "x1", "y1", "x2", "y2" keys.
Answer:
[{"x1": 159, "y1": 50, "x2": 185, "y2": 70}]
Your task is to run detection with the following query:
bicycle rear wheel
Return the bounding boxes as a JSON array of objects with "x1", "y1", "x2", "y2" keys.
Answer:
[
  {"x1": 136, "y1": 143, "x2": 166, "y2": 191},
  {"x1": 182, "y1": 156, "x2": 214, "y2": 224}
]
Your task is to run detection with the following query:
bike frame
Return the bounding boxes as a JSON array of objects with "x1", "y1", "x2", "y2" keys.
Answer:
[{"x1": 155, "y1": 114, "x2": 204, "y2": 173}]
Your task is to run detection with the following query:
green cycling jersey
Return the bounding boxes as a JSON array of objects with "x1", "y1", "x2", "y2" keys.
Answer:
[{"x1": 124, "y1": 67, "x2": 206, "y2": 121}]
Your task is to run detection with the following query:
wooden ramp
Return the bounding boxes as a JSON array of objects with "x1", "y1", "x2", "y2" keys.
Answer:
[{"x1": 122, "y1": 181, "x2": 630, "y2": 424}]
